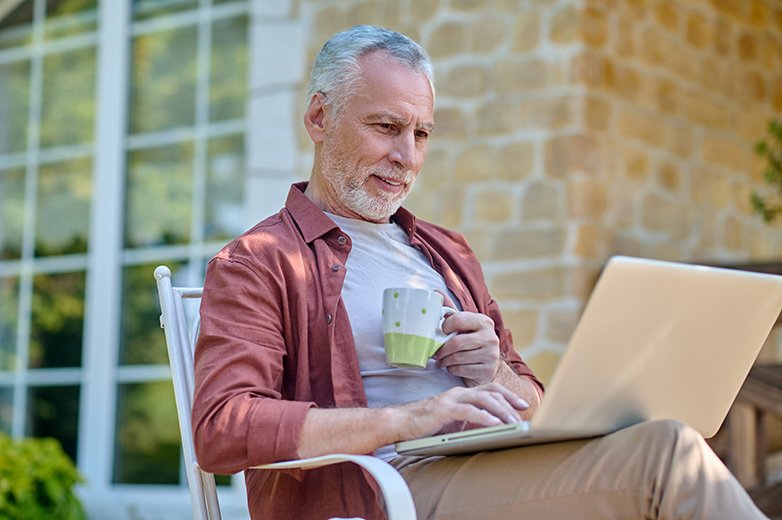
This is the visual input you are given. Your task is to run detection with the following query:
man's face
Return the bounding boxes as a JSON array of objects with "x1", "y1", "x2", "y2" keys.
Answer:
[{"x1": 316, "y1": 51, "x2": 434, "y2": 222}]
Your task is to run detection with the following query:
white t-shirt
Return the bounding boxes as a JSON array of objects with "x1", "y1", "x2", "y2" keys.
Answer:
[{"x1": 326, "y1": 213, "x2": 465, "y2": 460}]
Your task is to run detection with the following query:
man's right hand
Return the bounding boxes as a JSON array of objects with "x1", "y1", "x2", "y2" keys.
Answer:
[{"x1": 394, "y1": 383, "x2": 529, "y2": 441}]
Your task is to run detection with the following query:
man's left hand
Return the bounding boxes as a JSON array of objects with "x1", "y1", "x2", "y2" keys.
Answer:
[{"x1": 435, "y1": 311, "x2": 501, "y2": 387}]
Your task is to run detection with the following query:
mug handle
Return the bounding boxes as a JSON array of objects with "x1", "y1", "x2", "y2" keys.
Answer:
[{"x1": 432, "y1": 306, "x2": 458, "y2": 356}]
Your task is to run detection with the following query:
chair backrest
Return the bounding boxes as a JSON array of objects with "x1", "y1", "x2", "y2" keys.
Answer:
[{"x1": 154, "y1": 265, "x2": 221, "y2": 520}]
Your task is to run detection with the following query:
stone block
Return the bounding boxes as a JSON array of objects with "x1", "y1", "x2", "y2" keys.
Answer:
[
  {"x1": 747, "y1": 0, "x2": 771, "y2": 29},
  {"x1": 713, "y1": 17, "x2": 732, "y2": 56},
  {"x1": 410, "y1": 0, "x2": 440, "y2": 21},
  {"x1": 582, "y1": 5, "x2": 609, "y2": 47},
  {"x1": 701, "y1": 135, "x2": 750, "y2": 172},
  {"x1": 437, "y1": 187, "x2": 465, "y2": 230},
  {"x1": 653, "y1": 0, "x2": 679, "y2": 30},
  {"x1": 723, "y1": 215, "x2": 746, "y2": 251},
  {"x1": 568, "y1": 177, "x2": 608, "y2": 219},
  {"x1": 771, "y1": 76, "x2": 782, "y2": 111},
  {"x1": 441, "y1": 64, "x2": 489, "y2": 98},
  {"x1": 551, "y1": 3, "x2": 579, "y2": 44},
  {"x1": 679, "y1": 91, "x2": 730, "y2": 128},
  {"x1": 604, "y1": 60, "x2": 641, "y2": 101},
  {"x1": 345, "y1": 1, "x2": 378, "y2": 27},
  {"x1": 522, "y1": 180, "x2": 564, "y2": 222},
  {"x1": 512, "y1": 10, "x2": 540, "y2": 52},
  {"x1": 516, "y1": 96, "x2": 577, "y2": 130},
  {"x1": 734, "y1": 69, "x2": 766, "y2": 103},
  {"x1": 685, "y1": 11, "x2": 712, "y2": 48},
  {"x1": 584, "y1": 95, "x2": 611, "y2": 131},
  {"x1": 474, "y1": 189, "x2": 514, "y2": 223},
  {"x1": 491, "y1": 266, "x2": 569, "y2": 300},
  {"x1": 545, "y1": 133, "x2": 600, "y2": 178},
  {"x1": 543, "y1": 305, "x2": 580, "y2": 343},
  {"x1": 490, "y1": 227, "x2": 568, "y2": 260},
  {"x1": 617, "y1": 108, "x2": 666, "y2": 147},
  {"x1": 641, "y1": 193, "x2": 692, "y2": 240},
  {"x1": 496, "y1": 141, "x2": 535, "y2": 181},
  {"x1": 710, "y1": 0, "x2": 744, "y2": 21},
  {"x1": 455, "y1": 144, "x2": 494, "y2": 184},
  {"x1": 654, "y1": 78, "x2": 677, "y2": 114},
  {"x1": 619, "y1": 144, "x2": 649, "y2": 180},
  {"x1": 640, "y1": 26, "x2": 667, "y2": 65},
  {"x1": 656, "y1": 161, "x2": 681, "y2": 192},
  {"x1": 570, "y1": 49, "x2": 604, "y2": 87},
  {"x1": 417, "y1": 147, "x2": 449, "y2": 188},
  {"x1": 500, "y1": 308, "x2": 539, "y2": 348},
  {"x1": 623, "y1": 0, "x2": 648, "y2": 18},
  {"x1": 614, "y1": 13, "x2": 637, "y2": 57},
  {"x1": 738, "y1": 31, "x2": 758, "y2": 61},
  {"x1": 665, "y1": 125, "x2": 695, "y2": 159},
  {"x1": 426, "y1": 21, "x2": 468, "y2": 58},
  {"x1": 475, "y1": 99, "x2": 514, "y2": 135},
  {"x1": 472, "y1": 16, "x2": 508, "y2": 53},
  {"x1": 433, "y1": 107, "x2": 467, "y2": 139},
  {"x1": 573, "y1": 223, "x2": 602, "y2": 258},
  {"x1": 524, "y1": 349, "x2": 562, "y2": 386},
  {"x1": 451, "y1": 0, "x2": 485, "y2": 10},
  {"x1": 494, "y1": 58, "x2": 551, "y2": 93},
  {"x1": 736, "y1": 110, "x2": 769, "y2": 142}
]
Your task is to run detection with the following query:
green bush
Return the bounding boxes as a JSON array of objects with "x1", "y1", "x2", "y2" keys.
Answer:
[
  {"x1": 751, "y1": 119, "x2": 782, "y2": 223},
  {"x1": 0, "y1": 433, "x2": 86, "y2": 519}
]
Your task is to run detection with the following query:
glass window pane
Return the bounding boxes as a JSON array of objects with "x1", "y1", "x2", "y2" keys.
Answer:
[
  {"x1": 0, "y1": 1, "x2": 33, "y2": 50},
  {"x1": 132, "y1": 0, "x2": 197, "y2": 21},
  {"x1": 0, "y1": 167, "x2": 26, "y2": 260},
  {"x1": 129, "y1": 26, "x2": 197, "y2": 134},
  {"x1": 119, "y1": 261, "x2": 186, "y2": 366},
  {"x1": 45, "y1": 0, "x2": 98, "y2": 40},
  {"x1": 0, "y1": 60, "x2": 31, "y2": 155},
  {"x1": 0, "y1": 387, "x2": 11, "y2": 434},
  {"x1": 35, "y1": 157, "x2": 92, "y2": 257},
  {"x1": 205, "y1": 134, "x2": 244, "y2": 241},
  {"x1": 26, "y1": 385, "x2": 80, "y2": 462},
  {"x1": 29, "y1": 271, "x2": 85, "y2": 369},
  {"x1": 209, "y1": 15, "x2": 247, "y2": 122},
  {"x1": 124, "y1": 142, "x2": 193, "y2": 248},
  {"x1": 0, "y1": 277, "x2": 19, "y2": 371},
  {"x1": 113, "y1": 380, "x2": 180, "y2": 484},
  {"x1": 40, "y1": 46, "x2": 96, "y2": 148}
]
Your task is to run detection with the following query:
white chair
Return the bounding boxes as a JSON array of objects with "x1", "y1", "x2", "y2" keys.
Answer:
[{"x1": 154, "y1": 265, "x2": 417, "y2": 520}]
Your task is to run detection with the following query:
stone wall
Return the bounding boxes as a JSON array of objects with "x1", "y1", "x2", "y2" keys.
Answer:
[{"x1": 250, "y1": 0, "x2": 782, "y2": 383}]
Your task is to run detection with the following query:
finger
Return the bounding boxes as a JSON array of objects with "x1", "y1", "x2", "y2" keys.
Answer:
[
  {"x1": 451, "y1": 387, "x2": 524, "y2": 424},
  {"x1": 475, "y1": 383, "x2": 530, "y2": 411},
  {"x1": 433, "y1": 289, "x2": 458, "y2": 310}
]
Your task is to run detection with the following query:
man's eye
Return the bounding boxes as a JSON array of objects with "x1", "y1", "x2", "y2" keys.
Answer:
[
  {"x1": 377, "y1": 123, "x2": 394, "y2": 131},
  {"x1": 415, "y1": 130, "x2": 429, "y2": 140}
]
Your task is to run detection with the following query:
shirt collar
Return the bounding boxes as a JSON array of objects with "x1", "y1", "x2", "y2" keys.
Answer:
[{"x1": 286, "y1": 182, "x2": 418, "y2": 243}]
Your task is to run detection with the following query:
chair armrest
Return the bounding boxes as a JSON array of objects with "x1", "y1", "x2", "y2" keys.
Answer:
[{"x1": 251, "y1": 455, "x2": 416, "y2": 520}]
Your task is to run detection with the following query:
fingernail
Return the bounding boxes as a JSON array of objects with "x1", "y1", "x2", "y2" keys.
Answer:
[{"x1": 516, "y1": 398, "x2": 529, "y2": 409}]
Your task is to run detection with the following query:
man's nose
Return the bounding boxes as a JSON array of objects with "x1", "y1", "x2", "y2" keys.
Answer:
[{"x1": 388, "y1": 132, "x2": 417, "y2": 170}]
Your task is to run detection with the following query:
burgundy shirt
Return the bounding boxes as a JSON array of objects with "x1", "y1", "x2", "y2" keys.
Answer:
[{"x1": 192, "y1": 182, "x2": 543, "y2": 519}]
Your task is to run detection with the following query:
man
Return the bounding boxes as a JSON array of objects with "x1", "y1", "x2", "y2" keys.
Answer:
[{"x1": 192, "y1": 25, "x2": 767, "y2": 519}]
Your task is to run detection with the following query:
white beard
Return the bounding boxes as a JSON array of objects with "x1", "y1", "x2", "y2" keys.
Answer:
[{"x1": 320, "y1": 140, "x2": 415, "y2": 222}]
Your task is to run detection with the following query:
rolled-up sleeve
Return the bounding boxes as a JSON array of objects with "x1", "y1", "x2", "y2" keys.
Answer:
[{"x1": 192, "y1": 256, "x2": 315, "y2": 474}]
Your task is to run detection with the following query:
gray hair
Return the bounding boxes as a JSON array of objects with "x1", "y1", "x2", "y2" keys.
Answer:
[{"x1": 305, "y1": 25, "x2": 435, "y2": 118}]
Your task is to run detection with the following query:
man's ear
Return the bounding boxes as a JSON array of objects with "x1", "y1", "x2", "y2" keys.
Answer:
[{"x1": 303, "y1": 93, "x2": 327, "y2": 143}]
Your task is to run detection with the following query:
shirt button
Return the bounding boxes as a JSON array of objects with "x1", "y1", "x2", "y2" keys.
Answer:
[
  {"x1": 337, "y1": 235, "x2": 347, "y2": 245},
  {"x1": 332, "y1": 264, "x2": 340, "y2": 271},
  {"x1": 325, "y1": 313, "x2": 333, "y2": 324}
]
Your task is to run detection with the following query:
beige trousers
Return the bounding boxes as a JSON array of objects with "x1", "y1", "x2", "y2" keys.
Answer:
[{"x1": 391, "y1": 420, "x2": 768, "y2": 520}]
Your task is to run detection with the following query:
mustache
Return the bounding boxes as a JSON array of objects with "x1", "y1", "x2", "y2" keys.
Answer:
[{"x1": 368, "y1": 167, "x2": 415, "y2": 185}]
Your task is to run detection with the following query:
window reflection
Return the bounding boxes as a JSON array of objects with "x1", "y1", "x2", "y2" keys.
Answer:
[
  {"x1": 29, "y1": 271, "x2": 85, "y2": 369},
  {"x1": 209, "y1": 15, "x2": 248, "y2": 122},
  {"x1": 0, "y1": 387, "x2": 11, "y2": 434},
  {"x1": 132, "y1": 0, "x2": 197, "y2": 21},
  {"x1": 113, "y1": 380, "x2": 180, "y2": 484},
  {"x1": 129, "y1": 25, "x2": 197, "y2": 134},
  {"x1": 44, "y1": 0, "x2": 98, "y2": 40},
  {"x1": 0, "y1": 60, "x2": 31, "y2": 155},
  {"x1": 27, "y1": 385, "x2": 80, "y2": 462},
  {"x1": 40, "y1": 46, "x2": 96, "y2": 148},
  {"x1": 0, "y1": 168, "x2": 25, "y2": 260},
  {"x1": 119, "y1": 262, "x2": 184, "y2": 366},
  {"x1": 0, "y1": 277, "x2": 19, "y2": 371},
  {"x1": 206, "y1": 134, "x2": 244, "y2": 241},
  {"x1": 0, "y1": 0, "x2": 33, "y2": 50},
  {"x1": 35, "y1": 157, "x2": 92, "y2": 257},
  {"x1": 125, "y1": 142, "x2": 193, "y2": 248}
]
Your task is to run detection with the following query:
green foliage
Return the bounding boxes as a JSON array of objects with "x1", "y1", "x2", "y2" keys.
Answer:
[
  {"x1": 751, "y1": 119, "x2": 782, "y2": 223},
  {"x1": 0, "y1": 433, "x2": 85, "y2": 520}
]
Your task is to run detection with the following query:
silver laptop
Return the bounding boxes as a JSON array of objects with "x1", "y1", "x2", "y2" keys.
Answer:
[{"x1": 395, "y1": 256, "x2": 782, "y2": 457}]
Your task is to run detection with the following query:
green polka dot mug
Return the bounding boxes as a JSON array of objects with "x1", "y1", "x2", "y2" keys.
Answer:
[{"x1": 381, "y1": 287, "x2": 457, "y2": 368}]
